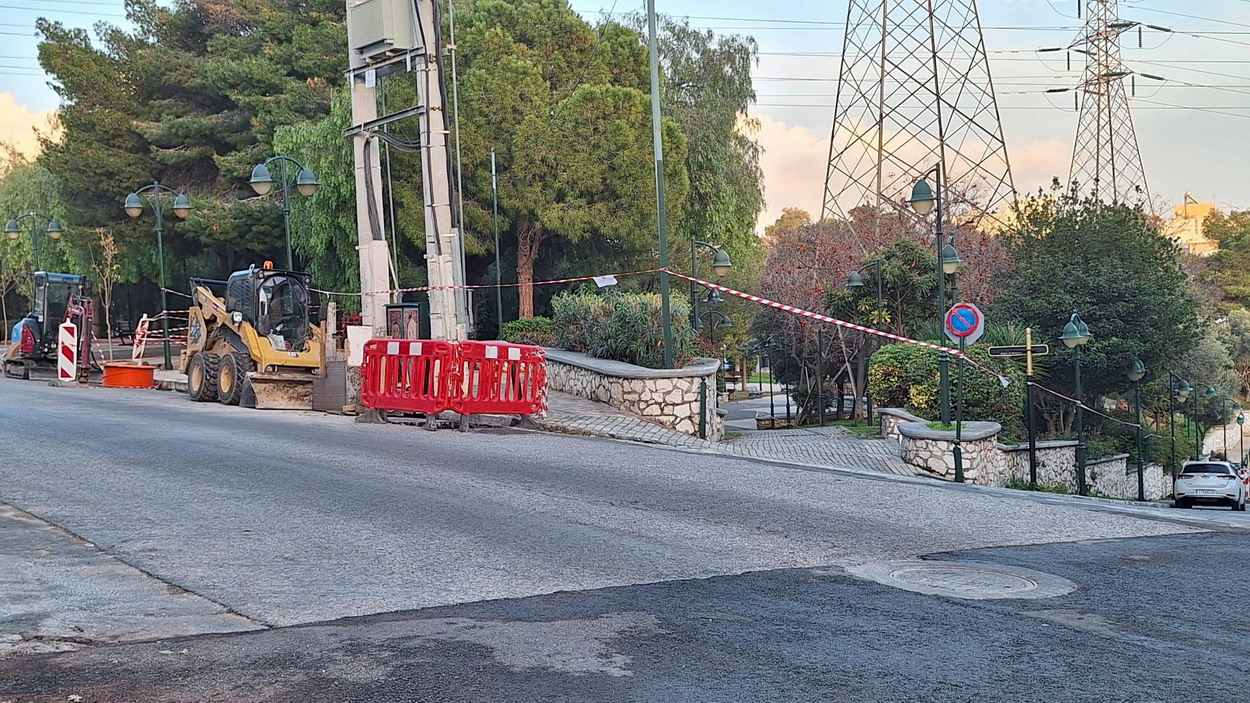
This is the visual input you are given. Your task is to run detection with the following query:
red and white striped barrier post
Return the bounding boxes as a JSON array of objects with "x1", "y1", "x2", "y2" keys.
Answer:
[
  {"x1": 57, "y1": 321, "x2": 77, "y2": 383},
  {"x1": 132, "y1": 314, "x2": 150, "y2": 363}
]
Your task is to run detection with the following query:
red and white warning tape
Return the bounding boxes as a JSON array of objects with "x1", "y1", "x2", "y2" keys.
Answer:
[{"x1": 311, "y1": 268, "x2": 663, "y2": 297}]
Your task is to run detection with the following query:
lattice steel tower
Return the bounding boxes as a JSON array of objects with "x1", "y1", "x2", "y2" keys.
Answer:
[
  {"x1": 822, "y1": 0, "x2": 1014, "y2": 220},
  {"x1": 1068, "y1": 0, "x2": 1148, "y2": 203}
]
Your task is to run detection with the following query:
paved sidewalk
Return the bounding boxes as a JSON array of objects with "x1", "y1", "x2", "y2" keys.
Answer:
[{"x1": 540, "y1": 391, "x2": 915, "y2": 477}]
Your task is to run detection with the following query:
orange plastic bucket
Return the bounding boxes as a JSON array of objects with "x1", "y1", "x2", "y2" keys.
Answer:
[{"x1": 102, "y1": 362, "x2": 156, "y2": 389}]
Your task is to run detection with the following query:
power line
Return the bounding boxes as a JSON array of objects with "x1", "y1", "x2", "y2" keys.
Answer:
[{"x1": 0, "y1": 4, "x2": 125, "y2": 17}]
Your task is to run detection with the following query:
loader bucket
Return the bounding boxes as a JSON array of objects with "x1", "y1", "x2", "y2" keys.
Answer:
[{"x1": 245, "y1": 371, "x2": 315, "y2": 410}]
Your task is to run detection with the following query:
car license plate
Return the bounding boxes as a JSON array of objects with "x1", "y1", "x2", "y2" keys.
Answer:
[{"x1": 1197, "y1": 489, "x2": 1219, "y2": 495}]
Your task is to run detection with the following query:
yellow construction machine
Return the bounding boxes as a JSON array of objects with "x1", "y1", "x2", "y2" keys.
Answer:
[{"x1": 180, "y1": 263, "x2": 323, "y2": 409}]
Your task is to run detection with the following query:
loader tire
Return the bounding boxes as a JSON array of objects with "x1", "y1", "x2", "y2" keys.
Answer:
[
  {"x1": 188, "y1": 353, "x2": 219, "y2": 402},
  {"x1": 217, "y1": 352, "x2": 253, "y2": 406}
]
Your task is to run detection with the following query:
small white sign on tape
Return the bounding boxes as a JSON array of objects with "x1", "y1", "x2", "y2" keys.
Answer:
[{"x1": 593, "y1": 275, "x2": 618, "y2": 288}]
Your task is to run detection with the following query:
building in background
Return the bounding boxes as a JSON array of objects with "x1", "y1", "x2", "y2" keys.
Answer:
[{"x1": 1166, "y1": 193, "x2": 1218, "y2": 256}]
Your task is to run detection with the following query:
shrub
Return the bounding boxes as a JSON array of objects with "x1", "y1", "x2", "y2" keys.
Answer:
[
  {"x1": 551, "y1": 290, "x2": 696, "y2": 369},
  {"x1": 501, "y1": 317, "x2": 557, "y2": 347},
  {"x1": 868, "y1": 342, "x2": 1026, "y2": 426}
]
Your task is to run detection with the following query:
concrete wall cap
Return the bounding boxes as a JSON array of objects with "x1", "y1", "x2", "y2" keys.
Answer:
[
  {"x1": 545, "y1": 348, "x2": 719, "y2": 379},
  {"x1": 876, "y1": 408, "x2": 929, "y2": 423},
  {"x1": 998, "y1": 440, "x2": 1080, "y2": 452},
  {"x1": 898, "y1": 420, "x2": 1002, "y2": 442},
  {"x1": 1086, "y1": 453, "x2": 1131, "y2": 467}
]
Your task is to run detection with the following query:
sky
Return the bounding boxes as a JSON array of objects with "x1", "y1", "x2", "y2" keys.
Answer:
[{"x1": 2, "y1": 0, "x2": 1249, "y2": 230}]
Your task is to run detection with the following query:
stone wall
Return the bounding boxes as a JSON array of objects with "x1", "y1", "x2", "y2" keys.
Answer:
[
  {"x1": 1087, "y1": 455, "x2": 1168, "y2": 501},
  {"x1": 879, "y1": 408, "x2": 1166, "y2": 500},
  {"x1": 1000, "y1": 441, "x2": 1079, "y2": 491},
  {"x1": 545, "y1": 350, "x2": 722, "y2": 440}
]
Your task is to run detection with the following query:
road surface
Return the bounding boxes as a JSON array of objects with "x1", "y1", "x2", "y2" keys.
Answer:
[{"x1": 0, "y1": 378, "x2": 1246, "y2": 701}]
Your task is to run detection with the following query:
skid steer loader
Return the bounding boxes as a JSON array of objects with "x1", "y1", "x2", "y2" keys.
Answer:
[{"x1": 180, "y1": 263, "x2": 323, "y2": 410}]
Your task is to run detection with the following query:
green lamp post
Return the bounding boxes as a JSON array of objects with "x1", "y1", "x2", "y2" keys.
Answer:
[
  {"x1": 1127, "y1": 358, "x2": 1147, "y2": 501},
  {"x1": 689, "y1": 240, "x2": 731, "y2": 331},
  {"x1": 1060, "y1": 311, "x2": 1092, "y2": 495},
  {"x1": 1238, "y1": 411, "x2": 1246, "y2": 468},
  {"x1": 909, "y1": 166, "x2": 963, "y2": 426},
  {"x1": 847, "y1": 260, "x2": 885, "y2": 426},
  {"x1": 1168, "y1": 373, "x2": 1192, "y2": 483},
  {"x1": 124, "y1": 183, "x2": 192, "y2": 370},
  {"x1": 4, "y1": 213, "x2": 63, "y2": 271},
  {"x1": 250, "y1": 154, "x2": 320, "y2": 270}
]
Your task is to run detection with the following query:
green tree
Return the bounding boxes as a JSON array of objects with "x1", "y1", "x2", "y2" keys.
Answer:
[{"x1": 993, "y1": 191, "x2": 1203, "y2": 431}]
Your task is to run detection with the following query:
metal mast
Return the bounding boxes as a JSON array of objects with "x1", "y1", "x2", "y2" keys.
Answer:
[
  {"x1": 822, "y1": 0, "x2": 1014, "y2": 221},
  {"x1": 1068, "y1": 0, "x2": 1149, "y2": 203}
]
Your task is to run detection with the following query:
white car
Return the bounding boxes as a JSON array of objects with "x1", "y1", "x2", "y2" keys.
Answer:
[{"x1": 1174, "y1": 461, "x2": 1247, "y2": 511}]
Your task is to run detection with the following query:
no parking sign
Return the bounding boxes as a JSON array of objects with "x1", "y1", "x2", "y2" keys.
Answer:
[{"x1": 945, "y1": 303, "x2": 985, "y2": 345}]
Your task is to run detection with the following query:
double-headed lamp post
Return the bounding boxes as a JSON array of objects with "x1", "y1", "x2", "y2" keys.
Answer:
[
  {"x1": 249, "y1": 154, "x2": 320, "y2": 271},
  {"x1": 4, "y1": 213, "x2": 63, "y2": 271},
  {"x1": 1168, "y1": 373, "x2": 1192, "y2": 482},
  {"x1": 1127, "y1": 358, "x2": 1147, "y2": 501},
  {"x1": 690, "y1": 240, "x2": 731, "y2": 329},
  {"x1": 847, "y1": 261, "x2": 885, "y2": 426},
  {"x1": 124, "y1": 183, "x2": 191, "y2": 370},
  {"x1": 909, "y1": 166, "x2": 963, "y2": 425},
  {"x1": 1060, "y1": 311, "x2": 1092, "y2": 495}
]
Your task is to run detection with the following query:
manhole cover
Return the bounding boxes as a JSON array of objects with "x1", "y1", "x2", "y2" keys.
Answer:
[{"x1": 848, "y1": 561, "x2": 1076, "y2": 600}]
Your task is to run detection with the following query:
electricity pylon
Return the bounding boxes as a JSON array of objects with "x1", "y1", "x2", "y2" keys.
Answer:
[
  {"x1": 1068, "y1": 0, "x2": 1149, "y2": 203},
  {"x1": 822, "y1": 0, "x2": 1015, "y2": 221}
]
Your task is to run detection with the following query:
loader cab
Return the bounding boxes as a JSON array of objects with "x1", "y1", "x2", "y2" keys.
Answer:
[
  {"x1": 225, "y1": 265, "x2": 312, "y2": 352},
  {"x1": 10, "y1": 272, "x2": 91, "y2": 355}
]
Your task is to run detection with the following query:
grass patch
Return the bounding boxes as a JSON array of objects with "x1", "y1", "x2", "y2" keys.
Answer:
[
  {"x1": 1005, "y1": 479, "x2": 1069, "y2": 494},
  {"x1": 822, "y1": 419, "x2": 880, "y2": 437},
  {"x1": 925, "y1": 421, "x2": 967, "y2": 431},
  {"x1": 722, "y1": 431, "x2": 743, "y2": 441}
]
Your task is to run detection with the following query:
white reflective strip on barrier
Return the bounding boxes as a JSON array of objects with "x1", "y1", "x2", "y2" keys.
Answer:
[
  {"x1": 409, "y1": 342, "x2": 422, "y2": 355},
  {"x1": 485, "y1": 346, "x2": 499, "y2": 359},
  {"x1": 508, "y1": 347, "x2": 521, "y2": 361},
  {"x1": 387, "y1": 341, "x2": 400, "y2": 355}
]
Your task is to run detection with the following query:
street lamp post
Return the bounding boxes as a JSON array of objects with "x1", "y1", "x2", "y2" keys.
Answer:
[
  {"x1": 909, "y1": 165, "x2": 963, "y2": 426},
  {"x1": 847, "y1": 260, "x2": 885, "y2": 426},
  {"x1": 1238, "y1": 411, "x2": 1246, "y2": 467},
  {"x1": 1060, "y1": 311, "x2": 1092, "y2": 495},
  {"x1": 250, "y1": 153, "x2": 320, "y2": 271},
  {"x1": 4, "y1": 213, "x2": 63, "y2": 272},
  {"x1": 1127, "y1": 358, "x2": 1147, "y2": 501},
  {"x1": 1168, "y1": 372, "x2": 1192, "y2": 483},
  {"x1": 690, "y1": 240, "x2": 731, "y2": 329},
  {"x1": 124, "y1": 183, "x2": 191, "y2": 370}
]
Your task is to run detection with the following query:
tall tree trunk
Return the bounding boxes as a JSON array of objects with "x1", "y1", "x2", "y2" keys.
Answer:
[{"x1": 516, "y1": 216, "x2": 546, "y2": 319}]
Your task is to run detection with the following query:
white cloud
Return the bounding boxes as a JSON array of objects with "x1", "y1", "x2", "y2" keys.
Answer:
[
  {"x1": 751, "y1": 113, "x2": 827, "y2": 231},
  {"x1": 0, "y1": 93, "x2": 57, "y2": 159},
  {"x1": 1007, "y1": 138, "x2": 1071, "y2": 197}
]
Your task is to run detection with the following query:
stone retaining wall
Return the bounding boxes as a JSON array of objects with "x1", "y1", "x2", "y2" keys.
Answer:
[
  {"x1": 880, "y1": 408, "x2": 1167, "y2": 500},
  {"x1": 545, "y1": 349, "x2": 722, "y2": 440}
]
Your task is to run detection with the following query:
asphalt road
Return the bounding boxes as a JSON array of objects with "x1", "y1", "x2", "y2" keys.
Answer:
[{"x1": 0, "y1": 377, "x2": 1246, "y2": 701}]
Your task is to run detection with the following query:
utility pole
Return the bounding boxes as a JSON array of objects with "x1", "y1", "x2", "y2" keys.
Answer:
[
  {"x1": 415, "y1": 0, "x2": 469, "y2": 341},
  {"x1": 346, "y1": 0, "x2": 394, "y2": 335},
  {"x1": 345, "y1": 0, "x2": 469, "y2": 340}
]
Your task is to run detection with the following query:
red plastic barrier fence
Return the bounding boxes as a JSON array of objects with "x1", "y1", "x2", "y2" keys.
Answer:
[
  {"x1": 450, "y1": 341, "x2": 548, "y2": 417},
  {"x1": 359, "y1": 339, "x2": 547, "y2": 418},
  {"x1": 360, "y1": 339, "x2": 456, "y2": 415}
]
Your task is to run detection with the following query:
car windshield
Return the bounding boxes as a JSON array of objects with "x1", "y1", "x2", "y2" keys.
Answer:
[{"x1": 1182, "y1": 464, "x2": 1234, "y2": 475}]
